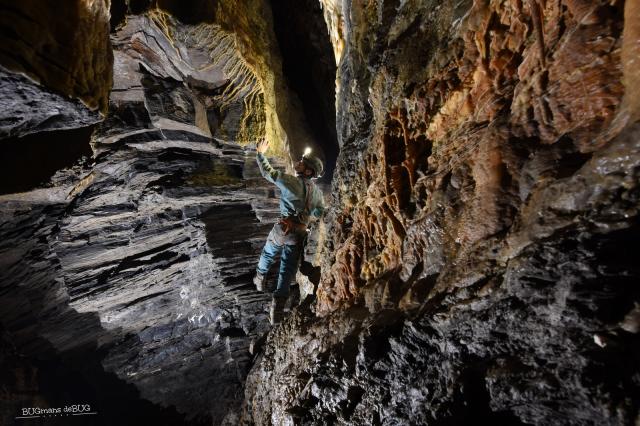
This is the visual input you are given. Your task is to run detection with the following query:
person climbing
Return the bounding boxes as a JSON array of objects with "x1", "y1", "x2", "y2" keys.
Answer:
[{"x1": 253, "y1": 138, "x2": 325, "y2": 325}]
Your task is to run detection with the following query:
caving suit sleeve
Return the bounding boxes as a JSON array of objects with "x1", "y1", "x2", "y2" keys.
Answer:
[{"x1": 256, "y1": 152, "x2": 279, "y2": 184}]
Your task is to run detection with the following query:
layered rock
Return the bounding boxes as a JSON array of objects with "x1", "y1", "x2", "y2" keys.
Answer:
[
  {"x1": 0, "y1": 133, "x2": 284, "y2": 424},
  {"x1": 0, "y1": 69, "x2": 102, "y2": 140},
  {"x1": 111, "y1": 0, "x2": 332, "y2": 162},
  {"x1": 243, "y1": 1, "x2": 640, "y2": 424},
  {"x1": 0, "y1": 9, "x2": 303, "y2": 424},
  {"x1": 0, "y1": 0, "x2": 112, "y2": 120},
  {"x1": 3, "y1": 0, "x2": 637, "y2": 424},
  {"x1": 59, "y1": 129, "x2": 279, "y2": 421},
  {"x1": 245, "y1": 123, "x2": 640, "y2": 425}
]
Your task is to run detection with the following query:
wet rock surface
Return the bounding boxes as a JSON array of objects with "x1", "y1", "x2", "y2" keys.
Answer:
[
  {"x1": 0, "y1": 10, "x2": 296, "y2": 425},
  {"x1": 0, "y1": 0, "x2": 112, "y2": 112},
  {"x1": 242, "y1": 1, "x2": 640, "y2": 424}
]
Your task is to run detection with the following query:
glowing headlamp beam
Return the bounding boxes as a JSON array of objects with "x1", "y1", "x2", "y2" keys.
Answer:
[{"x1": 303, "y1": 147, "x2": 312, "y2": 157}]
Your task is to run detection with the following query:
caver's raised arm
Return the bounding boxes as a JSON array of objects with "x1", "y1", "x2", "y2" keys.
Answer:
[{"x1": 256, "y1": 152, "x2": 279, "y2": 184}]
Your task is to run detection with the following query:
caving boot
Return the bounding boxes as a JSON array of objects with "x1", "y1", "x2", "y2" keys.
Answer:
[
  {"x1": 253, "y1": 271, "x2": 266, "y2": 292},
  {"x1": 270, "y1": 296, "x2": 286, "y2": 325}
]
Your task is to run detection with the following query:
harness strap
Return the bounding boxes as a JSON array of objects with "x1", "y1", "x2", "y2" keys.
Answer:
[
  {"x1": 295, "y1": 177, "x2": 313, "y2": 224},
  {"x1": 303, "y1": 179, "x2": 312, "y2": 216}
]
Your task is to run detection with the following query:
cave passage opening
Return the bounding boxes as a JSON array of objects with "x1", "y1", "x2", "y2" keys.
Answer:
[{"x1": 269, "y1": 0, "x2": 339, "y2": 181}]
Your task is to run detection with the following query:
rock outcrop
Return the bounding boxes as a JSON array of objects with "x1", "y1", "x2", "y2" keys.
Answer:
[
  {"x1": 0, "y1": 0, "x2": 112, "y2": 115},
  {"x1": 0, "y1": 9, "x2": 306, "y2": 424},
  {"x1": 0, "y1": 68, "x2": 102, "y2": 140},
  {"x1": 243, "y1": 1, "x2": 640, "y2": 424},
  {"x1": 110, "y1": 0, "x2": 333, "y2": 162}
]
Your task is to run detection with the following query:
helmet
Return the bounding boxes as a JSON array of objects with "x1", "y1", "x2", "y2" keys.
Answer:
[{"x1": 302, "y1": 153, "x2": 324, "y2": 178}]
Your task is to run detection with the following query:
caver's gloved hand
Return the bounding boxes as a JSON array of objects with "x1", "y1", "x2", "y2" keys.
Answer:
[{"x1": 256, "y1": 137, "x2": 269, "y2": 154}]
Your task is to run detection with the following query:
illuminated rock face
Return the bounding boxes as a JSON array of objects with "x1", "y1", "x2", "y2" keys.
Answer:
[
  {"x1": 0, "y1": 1, "x2": 338, "y2": 422},
  {"x1": 0, "y1": 0, "x2": 112, "y2": 113},
  {"x1": 0, "y1": 10, "x2": 288, "y2": 425},
  {"x1": 243, "y1": 1, "x2": 640, "y2": 424},
  {"x1": 0, "y1": 131, "x2": 279, "y2": 425},
  {"x1": 318, "y1": 0, "x2": 629, "y2": 313}
]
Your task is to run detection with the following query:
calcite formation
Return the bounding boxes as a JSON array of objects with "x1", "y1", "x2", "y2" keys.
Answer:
[
  {"x1": 319, "y1": 0, "x2": 346, "y2": 64},
  {"x1": 318, "y1": 0, "x2": 627, "y2": 313},
  {"x1": 114, "y1": 0, "x2": 327, "y2": 162},
  {"x1": 243, "y1": 0, "x2": 640, "y2": 424}
]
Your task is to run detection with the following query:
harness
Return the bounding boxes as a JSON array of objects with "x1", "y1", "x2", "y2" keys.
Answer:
[{"x1": 279, "y1": 177, "x2": 313, "y2": 235}]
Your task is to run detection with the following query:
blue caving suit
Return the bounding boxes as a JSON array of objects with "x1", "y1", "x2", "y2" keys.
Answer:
[{"x1": 256, "y1": 152, "x2": 325, "y2": 298}]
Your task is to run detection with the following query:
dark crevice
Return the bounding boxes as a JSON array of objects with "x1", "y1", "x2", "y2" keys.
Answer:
[
  {"x1": 269, "y1": 0, "x2": 338, "y2": 180},
  {"x1": 0, "y1": 125, "x2": 94, "y2": 195},
  {"x1": 109, "y1": 0, "x2": 127, "y2": 31},
  {"x1": 118, "y1": 289, "x2": 174, "y2": 310}
]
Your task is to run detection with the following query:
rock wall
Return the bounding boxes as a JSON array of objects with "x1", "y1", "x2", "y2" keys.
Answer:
[
  {"x1": 320, "y1": 0, "x2": 629, "y2": 312},
  {"x1": 270, "y1": 0, "x2": 339, "y2": 178},
  {"x1": 243, "y1": 1, "x2": 640, "y2": 424},
  {"x1": 119, "y1": 0, "x2": 330, "y2": 162},
  {"x1": 0, "y1": 0, "x2": 112, "y2": 115},
  {"x1": 2, "y1": 0, "x2": 638, "y2": 424},
  {"x1": 0, "y1": 9, "x2": 297, "y2": 425}
]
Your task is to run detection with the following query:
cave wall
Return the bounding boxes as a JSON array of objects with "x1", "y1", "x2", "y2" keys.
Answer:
[
  {"x1": 0, "y1": 6, "x2": 304, "y2": 424},
  {"x1": 1, "y1": 0, "x2": 639, "y2": 424},
  {"x1": 120, "y1": 0, "x2": 332, "y2": 163},
  {"x1": 0, "y1": 0, "x2": 112, "y2": 114},
  {"x1": 243, "y1": 0, "x2": 640, "y2": 424},
  {"x1": 0, "y1": 0, "x2": 112, "y2": 216},
  {"x1": 319, "y1": 0, "x2": 630, "y2": 312},
  {"x1": 0, "y1": 0, "x2": 342, "y2": 422},
  {"x1": 270, "y1": 0, "x2": 339, "y2": 178}
]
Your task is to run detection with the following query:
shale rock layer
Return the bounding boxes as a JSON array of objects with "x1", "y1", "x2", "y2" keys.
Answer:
[{"x1": 0, "y1": 9, "x2": 298, "y2": 424}]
